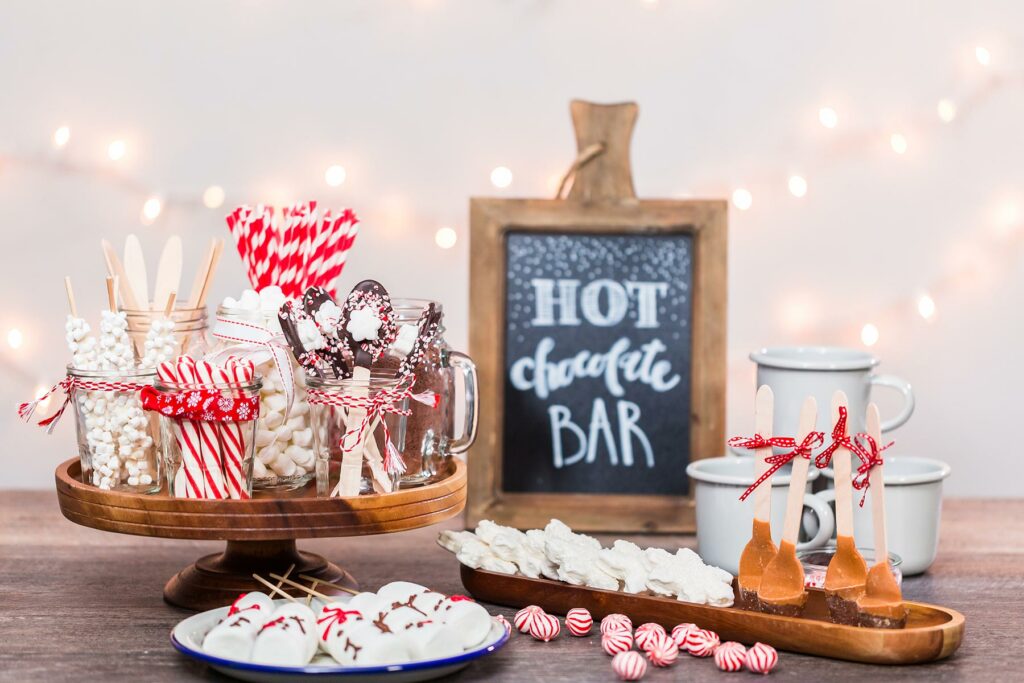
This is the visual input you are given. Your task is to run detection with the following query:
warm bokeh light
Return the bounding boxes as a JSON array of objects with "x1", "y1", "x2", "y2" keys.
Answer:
[
  {"x1": 937, "y1": 99, "x2": 957, "y2": 123},
  {"x1": 202, "y1": 185, "x2": 225, "y2": 209},
  {"x1": 435, "y1": 226, "x2": 458, "y2": 249},
  {"x1": 731, "y1": 188, "x2": 753, "y2": 211},
  {"x1": 788, "y1": 175, "x2": 808, "y2": 198},
  {"x1": 917, "y1": 295, "x2": 936, "y2": 320},
  {"x1": 53, "y1": 126, "x2": 71, "y2": 148},
  {"x1": 34, "y1": 383, "x2": 50, "y2": 406},
  {"x1": 975, "y1": 46, "x2": 991, "y2": 66},
  {"x1": 861, "y1": 323, "x2": 879, "y2": 346},
  {"x1": 818, "y1": 107, "x2": 838, "y2": 129},
  {"x1": 107, "y1": 139, "x2": 126, "y2": 161},
  {"x1": 324, "y1": 165, "x2": 347, "y2": 187},
  {"x1": 141, "y1": 196, "x2": 162, "y2": 224},
  {"x1": 7, "y1": 328, "x2": 24, "y2": 349},
  {"x1": 778, "y1": 293, "x2": 820, "y2": 334},
  {"x1": 993, "y1": 198, "x2": 1021, "y2": 238},
  {"x1": 490, "y1": 166, "x2": 513, "y2": 189},
  {"x1": 890, "y1": 133, "x2": 908, "y2": 155}
]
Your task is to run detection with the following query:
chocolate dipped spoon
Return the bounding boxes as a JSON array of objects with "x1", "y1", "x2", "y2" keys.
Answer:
[
  {"x1": 395, "y1": 302, "x2": 442, "y2": 379},
  {"x1": 277, "y1": 300, "x2": 325, "y2": 379},
  {"x1": 302, "y1": 286, "x2": 350, "y2": 379},
  {"x1": 332, "y1": 280, "x2": 398, "y2": 497}
]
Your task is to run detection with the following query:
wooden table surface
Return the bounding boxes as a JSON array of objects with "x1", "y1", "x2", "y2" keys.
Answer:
[{"x1": 0, "y1": 493, "x2": 1019, "y2": 681}]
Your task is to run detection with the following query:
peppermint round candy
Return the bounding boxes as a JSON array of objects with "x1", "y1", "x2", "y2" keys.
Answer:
[
  {"x1": 746, "y1": 642, "x2": 778, "y2": 674},
  {"x1": 602, "y1": 630, "x2": 634, "y2": 656},
  {"x1": 670, "y1": 622, "x2": 696, "y2": 649},
  {"x1": 612, "y1": 651, "x2": 648, "y2": 681},
  {"x1": 495, "y1": 614, "x2": 511, "y2": 632},
  {"x1": 645, "y1": 633, "x2": 679, "y2": 667},
  {"x1": 634, "y1": 623, "x2": 667, "y2": 652},
  {"x1": 514, "y1": 605, "x2": 543, "y2": 634},
  {"x1": 683, "y1": 628, "x2": 720, "y2": 657},
  {"x1": 601, "y1": 613, "x2": 632, "y2": 634},
  {"x1": 714, "y1": 641, "x2": 747, "y2": 672},
  {"x1": 565, "y1": 608, "x2": 593, "y2": 636},
  {"x1": 530, "y1": 613, "x2": 560, "y2": 642}
]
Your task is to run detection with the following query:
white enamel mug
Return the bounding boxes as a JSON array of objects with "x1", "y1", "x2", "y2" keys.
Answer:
[
  {"x1": 750, "y1": 347, "x2": 914, "y2": 442},
  {"x1": 818, "y1": 456, "x2": 951, "y2": 575},
  {"x1": 685, "y1": 456, "x2": 836, "y2": 575}
]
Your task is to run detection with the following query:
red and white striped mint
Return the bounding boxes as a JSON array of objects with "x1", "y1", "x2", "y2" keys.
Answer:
[
  {"x1": 612, "y1": 651, "x2": 647, "y2": 681},
  {"x1": 745, "y1": 642, "x2": 778, "y2": 674},
  {"x1": 514, "y1": 605, "x2": 543, "y2": 634},
  {"x1": 683, "y1": 628, "x2": 720, "y2": 657},
  {"x1": 565, "y1": 608, "x2": 593, "y2": 636},
  {"x1": 602, "y1": 630, "x2": 634, "y2": 656},
  {"x1": 495, "y1": 614, "x2": 511, "y2": 632},
  {"x1": 670, "y1": 622, "x2": 697, "y2": 649},
  {"x1": 601, "y1": 613, "x2": 632, "y2": 634},
  {"x1": 645, "y1": 633, "x2": 678, "y2": 667},
  {"x1": 714, "y1": 641, "x2": 747, "y2": 672},
  {"x1": 634, "y1": 623, "x2": 667, "y2": 652},
  {"x1": 530, "y1": 613, "x2": 560, "y2": 642}
]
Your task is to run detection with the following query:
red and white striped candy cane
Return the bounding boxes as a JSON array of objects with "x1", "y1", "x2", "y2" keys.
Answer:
[
  {"x1": 157, "y1": 360, "x2": 203, "y2": 499},
  {"x1": 178, "y1": 357, "x2": 227, "y2": 499},
  {"x1": 221, "y1": 356, "x2": 256, "y2": 499}
]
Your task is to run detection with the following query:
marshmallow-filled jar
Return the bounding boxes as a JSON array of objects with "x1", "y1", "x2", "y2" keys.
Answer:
[
  {"x1": 69, "y1": 366, "x2": 161, "y2": 493},
  {"x1": 124, "y1": 306, "x2": 210, "y2": 360},
  {"x1": 209, "y1": 287, "x2": 316, "y2": 491},
  {"x1": 155, "y1": 377, "x2": 261, "y2": 499},
  {"x1": 378, "y1": 300, "x2": 478, "y2": 487},
  {"x1": 308, "y1": 371, "x2": 410, "y2": 497}
]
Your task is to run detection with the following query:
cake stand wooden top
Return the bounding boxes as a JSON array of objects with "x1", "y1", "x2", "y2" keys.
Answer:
[{"x1": 55, "y1": 458, "x2": 466, "y2": 541}]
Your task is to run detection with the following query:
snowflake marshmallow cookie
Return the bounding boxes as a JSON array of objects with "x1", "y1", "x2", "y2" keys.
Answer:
[{"x1": 346, "y1": 306, "x2": 383, "y2": 342}]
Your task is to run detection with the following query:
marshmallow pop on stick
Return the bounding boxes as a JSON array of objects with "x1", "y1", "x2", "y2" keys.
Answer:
[
  {"x1": 140, "y1": 293, "x2": 177, "y2": 368},
  {"x1": 856, "y1": 403, "x2": 908, "y2": 628},
  {"x1": 737, "y1": 385, "x2": 779, "y2": 611},
  {"x1": 823, "y1": 390, "x2": 869, "y2": 625},
  {"x1": 757, "y1": 396, "x2": 817, "y2": 616}
]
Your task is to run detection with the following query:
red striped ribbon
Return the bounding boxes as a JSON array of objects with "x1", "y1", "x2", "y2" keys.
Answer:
[
  {"x1": 737, "y1": 431, "x2": 825, "y2": 501},
  {"x1": 17, "y1": 376, "x2": 148, "y2": 434},
  {"x1": 850, "y1": 433, "x2": 893, "y2": 506},
  {"x1": 814, "y1": 406, "x2": 855, "y2": 469}
]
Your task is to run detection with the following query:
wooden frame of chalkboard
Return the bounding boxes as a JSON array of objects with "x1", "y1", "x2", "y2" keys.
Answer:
[{"x1": 468, "y1": 198, "x2": 727, "y2": 533}]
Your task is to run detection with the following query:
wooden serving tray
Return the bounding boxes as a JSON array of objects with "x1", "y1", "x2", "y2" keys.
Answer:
[
  {"x1": 54, "y1": 457, "x2": 466, "y2": 610},
  {"x1": 460, "y1": 565, "x2": 964, "y2": 665}
]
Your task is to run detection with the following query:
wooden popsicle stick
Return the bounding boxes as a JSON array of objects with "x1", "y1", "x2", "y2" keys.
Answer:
[
  {"x1": 100, "y1": 240, "x2": 141, "y2": 310},
  {"x1": 105, "y1": 276, "x2": 119, "y2": 313},
  {"x1": 64, "y1": 276, "x2": 78, "y2": 317},
  {"x1": 269, "y1": 573, "x2": 333, "y2": 601},
  {"x1": 866, "y1": 403, "x2": 888, "y2": 563},
  {"x1": 780, "y1": 397, "x2": 818, "y2": 545},
  {"x1": 753, "y1": 385, "x2": 774, "y2": 524},
  {"x1": 831, "y1": 391, "x2": 856, "y2": 539},
  {"x1": 153, "y1": 235, "x2": 183, "y2": 313},
  {"x1": 252, "y1": 574, "x2": 299, "y2": 602},
  {"x1": 123, "y1": 234, "x2": 149, "y2": 309}
]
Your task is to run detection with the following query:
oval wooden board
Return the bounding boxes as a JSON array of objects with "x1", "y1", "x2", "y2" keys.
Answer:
[
  {"x1": 55, "y1": 458, "x2": 467, "y2": 541},
  {"x1": 460, "y1": 565, "x2": 964, "y2": 665}
]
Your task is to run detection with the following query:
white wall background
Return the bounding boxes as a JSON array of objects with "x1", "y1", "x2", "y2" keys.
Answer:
[{"x1": 1, "y1": 0, "x2": 1021, "y2": 496}]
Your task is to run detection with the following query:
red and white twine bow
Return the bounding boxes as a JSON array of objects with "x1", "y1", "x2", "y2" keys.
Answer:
[
  {"x1": 727, "y1": 434, "x2": 800, "y2": 451},
  {"x1": 316, "y1": 607, "x2": 363, "y2": 641},
  {"x1": 211, "y1": 316, "x2": 296, "y2": 417},
  {"x1": 17, "y1": 376, "x2": 148, "y2": 434},
  {"x1": 736, "y1": 431, "x2": 825, "y2": 501},
  {"x1": 306, "y1": 374, "x2": 439, "y2": 476},
  {"x1": 139, "y1": 385, "x2": 260, "y2": 422},
  {"x1": 814, "y1": 406, "x2": 856, "y2": 470},
  {"x1": 850, "y1": 433, "x2": 893, "y2": 506}
]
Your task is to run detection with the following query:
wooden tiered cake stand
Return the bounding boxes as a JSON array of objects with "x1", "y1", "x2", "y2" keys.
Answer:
[{"x1": 55, "y1": 458, "x2": 467, "y2": 611}]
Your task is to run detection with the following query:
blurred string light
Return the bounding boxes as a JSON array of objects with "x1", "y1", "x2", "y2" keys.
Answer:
[
  {"x1": 731, "y1": 188, "x2": 753, "y2": 210},
  {"x1": 53, "y1": 126, "x2": 70, "y2": 148},
  {"x1": 975, "y1": 46, "x2": 991, "y2": 66},
  {"x1": 890, "y1": 133, "x2": 909, "y2": 155},
  {"x1": 917, "y1": 294, "x2": 936, "y2": 320},
  {"x1": 435, "y1": 226, "x2": 458, "y2": 249},
  {"x1": 140, "y1": 196, "x2": 163, "y2": 224},
  {"x1": 7, "y1": 328, "x2": 24, "y2": 349},
  {"x1": 324, "y1": 164, "x2": 347, "y2": 187},
  {"x1": 788, "y1": 175, "x2": 808, "y2": 198},
  {"x1": 106, "y1": 139, "x2": 126, "y2": 161},
  {"x1": 490, "y1": 166, "x2": 513, "y2": 189},
  {"x1": 860, "y1": 323, "x2": 880, "y2": 347},
  {"x1": 202, "y1": 185, "x2": 225, "y2": 209},
  {"x1": 818, "y1": 106, "x2": 839, "y2": 129},
  {"x1": 937, "y1": 99, "x2": 957, "y2": 123}
]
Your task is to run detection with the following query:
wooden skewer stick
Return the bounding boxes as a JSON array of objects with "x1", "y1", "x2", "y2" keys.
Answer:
[
  {"x1": 163, "y1": 291, "x2": 177, "y2": 317},
  {"x1": 252, "y1": 574, "x2": 298, "y2": 602},
  {"x1": 100, "y1": 240, "x2": 141, "y2": 310},
  {"x1": 866, "y1": 404, "x2": 888, "y2": 563},
  {"x1": 64, "y1": 277, "x2": 78, "y2": 317},
  {"x1": 297, "y1": 573, "x2": 359, "y2": 595},
  {"x1": 106, "y1": 276, "x2": 119, "y2": 313},
  {"x1": 187, "y1": 238, "x2": 225, "y2": 309},
  {"x1": 268, "y1": 573, "x2": 333, "y2": 601}
]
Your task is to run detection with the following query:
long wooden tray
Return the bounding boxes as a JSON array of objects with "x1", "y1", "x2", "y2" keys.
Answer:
[{"x1": 460, "y1": 565, "x2": 964, "y2": 665}]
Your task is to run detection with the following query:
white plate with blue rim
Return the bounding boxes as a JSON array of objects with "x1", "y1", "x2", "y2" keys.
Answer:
[{"x1": 171, "y1": 602, "x2": 510, "y2": 682}]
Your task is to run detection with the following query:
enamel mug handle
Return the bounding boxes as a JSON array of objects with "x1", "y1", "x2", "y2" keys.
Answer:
[
  {"x1": 869, "y1": 374, "x2": 915, "y2": 432},
  {"x1": 446, "y1": 351, "x2": 478, "y2": 455},
  {"x1": 796, "y1": 493, "x2": 836, "y2": 551}
]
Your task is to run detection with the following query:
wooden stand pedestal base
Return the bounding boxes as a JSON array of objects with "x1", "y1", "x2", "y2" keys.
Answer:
[{"x1": 163, "y1": 539, "x2": 358, "y2": 611}]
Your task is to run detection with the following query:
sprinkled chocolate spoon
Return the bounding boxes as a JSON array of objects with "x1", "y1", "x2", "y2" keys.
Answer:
[
  {"x1": 332, "y1": 280, "x2": 398, "y2": 497},
  {"x1": 302, "y1": 286, "x2": 351, "y2": 379},
  {"x1": 395, "y1": 302, "x2": 443, "y2": 379},
  {"x1": 277, "y1": 300, "x2": 325, "y2": 379}
]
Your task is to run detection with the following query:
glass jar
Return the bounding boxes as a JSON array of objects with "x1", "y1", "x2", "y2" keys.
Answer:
[
  {"x1": 124, "y1": 306, "x2": 210, "y2": 360},
  {"x1": 69, "y1": 366, "x2": 161, "y2": 494},
  {"x1": 154, "y1": 377, "x2": 262, "y2": 499},
  {"x1": 208, "y1": 306, "x2": 315, "y2": 491},
  {"x1": 378, "y1": 299, "x2": 478, "y2": 487},
  {"x1": 308, "y1": 371, "x2": 413, "y2": 497}
]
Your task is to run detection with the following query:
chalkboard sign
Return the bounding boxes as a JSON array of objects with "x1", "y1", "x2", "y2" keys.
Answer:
[
  {"x1": 501, "y1": 231, "x2": 694, "y2": 496},
  {"x1": 468, "y1": 199, "x2": 727, "y2": 533}
]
